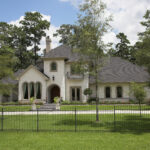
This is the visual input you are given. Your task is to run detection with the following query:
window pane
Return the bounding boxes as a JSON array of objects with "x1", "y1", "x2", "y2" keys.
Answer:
[
  {"x1": 23, "y1": 83, "x2": 28, "y2": 99},
  {"x1": 36, "y1": 83, "x2": 41, "y2": 99},
  {"x1": 77, "y1": 88, "x2": 80, "y2": 101},
  {"x1": 51, "y1": 62, "x2": 57, "y2": 71},
  {"x1": 30, "y1": 83, "x2": 34, "y2": 98},
  {"x1": 106, "y1": 87, "x2": 111, "y2": 98},
  {"x1": 117, "y1": 87, "x2": 122, "y2": 98},
  {"x1": 72, "y1": 88, "x2": 75, "y2": 101}
]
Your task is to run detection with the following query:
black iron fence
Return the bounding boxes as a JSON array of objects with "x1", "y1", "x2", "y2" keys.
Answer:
[{"x1": 0, "y1": 104, "x2": 150, "y2": 132}]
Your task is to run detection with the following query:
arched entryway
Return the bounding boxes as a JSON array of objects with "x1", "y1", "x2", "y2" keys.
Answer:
[{"x1": 48, "y1": 85, "x2": 60, "y2": 103}]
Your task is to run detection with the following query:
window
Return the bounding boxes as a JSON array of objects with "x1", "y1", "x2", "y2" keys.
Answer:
[
  {"x1": 51, "y1": 62, "x2": 57, "y2": 71},
  {"x1": 30, "y1": 82, "x2": 35, "y2": 98},
  {"x1": 117, "y1": 86, "x2": 123, "y2": 98},
  {"x1": 71, "y1": 87, "x2": 81, "y2": 101},
  {"x1": 23, "y1": 83, "x2": 28, "y2": 99},
  {"x1": 36, "y1": 82, "x2": 41, "y2": 99},
  {"x1": 105, "y1": 87, "x2": 111, "y2": 98}
]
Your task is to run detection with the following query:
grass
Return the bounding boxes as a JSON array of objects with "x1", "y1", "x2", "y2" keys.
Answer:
[
  {"x1": 0, "y1": 105, "x2": 40, "y2": 112},
  {"x1": 0, "y1": 132, "x2": 150, "y2": 150},
  {"x1": 60, "y1": 104, "x2": 150, "y2": 111},
  {"x1": 1, "y1": 112, "x2": 150, "y2": 150},
  {"x1": 1, "y1": 114, "x2": 150, "y2": 132},
  {"x1": 1, "y1": 104, "x2": 150, "y2": 111}
]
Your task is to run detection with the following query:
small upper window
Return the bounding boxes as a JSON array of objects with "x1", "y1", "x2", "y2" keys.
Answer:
[
  {"x1": 117, "y1": 86, "x2": 123, "y2": 98},
  {"x1": 51, "y1": 62, "x2": 57, "y2": 71}
]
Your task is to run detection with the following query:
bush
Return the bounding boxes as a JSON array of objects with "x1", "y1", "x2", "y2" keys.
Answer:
[
  {"x1": 87, "y1": 97, "x2": 96, "y2": 103},
  {"x1": 130, "y1": 83, "x2": 146, "y2": 104}
]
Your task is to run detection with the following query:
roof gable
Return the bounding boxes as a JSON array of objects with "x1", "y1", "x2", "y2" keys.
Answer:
[{"x1": 16, "y1": 65, "x2": 49, "y2": 80}]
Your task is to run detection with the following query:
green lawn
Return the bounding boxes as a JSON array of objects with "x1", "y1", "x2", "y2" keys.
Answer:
[
  {"x1": 1, "y1": 114, "x2": 150, "y2": 132},
  {"x1": 0, "y1": 132, "x2": 150, "y2": 150},
  {"x1": 0, "y1": 105, "x2": 40, "y2": 112},
  {"x1": 60, "y1": 104, "x2": 150, "y2": 111},
  {"x1": 1, "y1": 104, "x2": 150, "y2": 112},
  {"x1": 1, "y1": 113, "x2": 150, "y2": 150}
]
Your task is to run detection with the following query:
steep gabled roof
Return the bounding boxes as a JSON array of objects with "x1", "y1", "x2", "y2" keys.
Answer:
[
  {"x1": 16, "y1": 65, "x2": 49, "y2": 80},
  {"x1": 43, "y1": 45, "x2": 80, "y2": 62},
  {"x1": 90, "y1": 57, "x2": 150, "y2": 83}
]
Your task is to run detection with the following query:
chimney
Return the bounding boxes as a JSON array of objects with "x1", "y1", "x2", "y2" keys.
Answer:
[{"x1": 46, "y1": 36, "x2": 51, "y2": 53}]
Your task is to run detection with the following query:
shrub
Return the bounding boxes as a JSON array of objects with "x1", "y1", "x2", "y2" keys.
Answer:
[
  {"x1": 54, "y1": 97, "x2": 59, "y2": 104},
  {"x1": 130, "y1": 83, "x2": 146, "y2": 104},
  {"x1": 87, "y1": 97, "x2": 96, "y2": 103}
]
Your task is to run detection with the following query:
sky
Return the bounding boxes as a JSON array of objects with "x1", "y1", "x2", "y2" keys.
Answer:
[{"x1": 0, "y1": 0, "x2": 150, "y2": 51}]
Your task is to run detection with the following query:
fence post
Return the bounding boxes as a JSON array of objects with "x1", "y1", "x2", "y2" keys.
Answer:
[
  {"x1": 1, "y1": 108, "x2": 3, "y2": 131},
  {"x1": 37, "y1": 108, "x2": 39, "y2": 132},
  {"x1": 75, "y1": 107, "x2": 77, "y2": 132},
  {"x1": 114, "y1": 105, "x2": 116, "y2": 131},
  {"x1": 139, "y1": 103, "x2": 142, "y2": 117}
]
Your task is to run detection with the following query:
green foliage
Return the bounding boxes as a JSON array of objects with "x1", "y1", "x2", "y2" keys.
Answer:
[
  {"x1": 0, "y1": 46, "x2": 16, "y2": 95},
  {"x1": 20, "y1": 12, "x2": 50, "y2": 65},
  {"x1": 130, "y1": 83, "x2": 146, "y2": 104},
  {"x1": 135, "y1": 9, "x2": 150, "y2": 75},
  {"x1": 30, "y1": 97, "x2": 35, "y2": 104},
  {"x1": 115, "y1": 33, "x2": 133, "y2": 61},
  {"x1": 84, "y1": 88, "x2": 92, "y2": 96},
  {"x1": 54, "y1": 97, "x2": 60, "y2": 104}
]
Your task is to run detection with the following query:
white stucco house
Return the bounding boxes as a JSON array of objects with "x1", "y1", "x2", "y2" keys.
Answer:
[{"x1": 0, "y1": 36, "x2": 150, "y2": 103}]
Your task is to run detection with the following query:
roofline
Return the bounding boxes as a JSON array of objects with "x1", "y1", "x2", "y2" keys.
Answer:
[
  {"x1": 16, "y1": 65, "x2": 49, "y2": 80},
  {"x1": 42, "y1": 57, "x2": 67, "y2": 60},
  {"x1": 89, "y1": 81, "x2": 149, "y2": 85}
]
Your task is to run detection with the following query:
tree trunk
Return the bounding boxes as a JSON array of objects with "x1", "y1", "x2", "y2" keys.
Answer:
[
  {"x1": 34, "y1": 42, "x2": 36, "y2": 65},
  {"x1": 95, "y1": 67, "x2": 99, "y2": 121}
]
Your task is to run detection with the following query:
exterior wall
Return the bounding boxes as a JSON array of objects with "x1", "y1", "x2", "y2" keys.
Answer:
[
  {"x1": 65, "y1": 64, "x2": 89, "y2": 102},
  {"x1": 90, "y1": 83, "x2": 130, "y2": 102},
  {"x1": 18, "y1": 68, "x2": 47, "y2": 101},
  {"x1": 44, "y1": 59, "x2": 66, "y2": 100},
  {"x1": 144, "y1": 86, "x2": 150, "y2": 101}
]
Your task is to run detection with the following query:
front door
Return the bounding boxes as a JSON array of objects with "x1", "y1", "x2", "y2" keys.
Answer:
[{"x1": 50, "y1": 86, "x2": 60, "y2": 103}]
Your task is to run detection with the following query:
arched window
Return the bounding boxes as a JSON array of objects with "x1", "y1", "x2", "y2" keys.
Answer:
[
  {"x1": 23, "y1": 83, "x2": 28, "y2": 99},
  {"x1": 51, "y1": 62, "x2": 57, "y2": 71},
  {"x1": 30, "y1": 82, "x2": 35, "y2": 98},
  {"x1": 117, "y1": 86, "x2": 123, "y2": 98},
  {"x1": 36, "y1": 82, "x2": 42, "y2": 99},
  {"x1": 105, "y1": 87, "x2": 111, "y2": 98}
]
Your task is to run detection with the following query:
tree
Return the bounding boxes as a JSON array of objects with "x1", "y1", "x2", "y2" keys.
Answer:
[
  {"x1": 20, "y1": 12, "x2": 50, "y2": 65},
  {"x1": 11, "y1": 25, "x2": 34, "y2": 70},
  {"x1": 115, "y1": 33, "x2": 131, "y2": 60},
  {"x1": 84, "y1": 88, "x2": 92, "y2": 101},
  {"x1": 0, "y1": 22, "x2": 14, "y2": 47},
  {"x1": 0, "y1": 46, "x2": 16, "y2": 95},
  {"x1": 135, "y1": 10, "x2": 150, "y2": 73},
  {"x1": 54, "y1": 24, "x2": 78, "y2": 45},
  {"x1": 130, "y1": 83, "x2": 146, "y2": 105},
  {"x1": 55, "y1": 0, "x2": 111, "y2": 121}
]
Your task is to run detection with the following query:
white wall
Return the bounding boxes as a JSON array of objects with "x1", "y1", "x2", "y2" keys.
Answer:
[
  {"x1": 44, "y1": 59, "x2": 66, "y2": 99},
  {"x1": 90, "y1": 83, "x2": 130, "y2": 101},
  {"x1": 18, "y1": 68, "x2": 47, "y2": 101},
  {"x1": 65, "y1": 63, "x2": 89, "y2": 102}
]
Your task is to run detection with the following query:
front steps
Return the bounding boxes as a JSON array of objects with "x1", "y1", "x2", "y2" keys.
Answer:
[{"x1": 38, "y1": 103, "x2": 57, "y2": 111}]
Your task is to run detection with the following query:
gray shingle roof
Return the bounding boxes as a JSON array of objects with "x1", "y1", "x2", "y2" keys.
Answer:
[
  {"x1": 44, "y1": 45, "x2": 150, "y2": 83},
  {"x1": 90, "y1": 57, "x2": 150, "y2": 83},
  {"x1": 43, "y1": 45, "x2": 80, "y2": 62}
]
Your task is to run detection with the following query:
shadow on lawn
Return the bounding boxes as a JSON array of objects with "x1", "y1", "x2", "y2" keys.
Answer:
[{"x1": 53, "y1": 115, "x2": 150, "y2": 134}]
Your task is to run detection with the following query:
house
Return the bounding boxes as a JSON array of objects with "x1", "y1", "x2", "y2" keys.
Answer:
[{"x1": 0, "y1": 36, "x2": 150, "y2": 103}]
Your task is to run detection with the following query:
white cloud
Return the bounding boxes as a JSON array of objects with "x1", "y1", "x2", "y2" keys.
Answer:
[
  {"x1": 60, "y1": 0, "x2": 150, "y2": 45},
  {"x1": 9, "y1": 13, "x2": 60, "y2": 54},
  {"x1": 59, "y1": 0, "x2": 82, "y2": 8}
]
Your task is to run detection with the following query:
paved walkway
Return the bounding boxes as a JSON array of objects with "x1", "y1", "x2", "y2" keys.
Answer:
[{"x1": 1, "y1": 110, "x2": 150, "y2": 115}]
